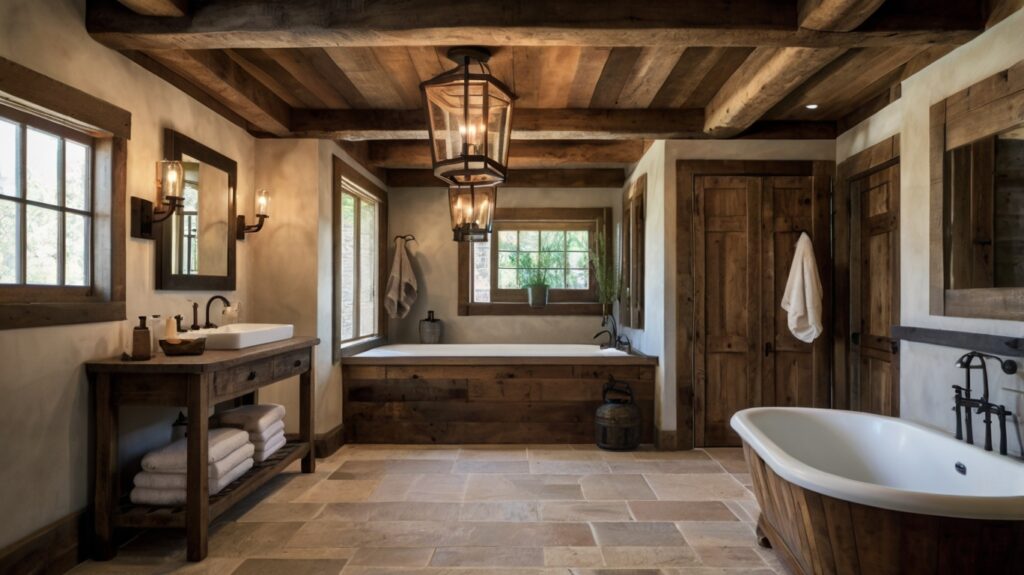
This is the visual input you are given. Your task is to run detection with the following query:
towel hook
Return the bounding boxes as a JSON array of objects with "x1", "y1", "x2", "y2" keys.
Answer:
[{"x1": 394, "y1": 234, "x2": 416, "y2": 243}]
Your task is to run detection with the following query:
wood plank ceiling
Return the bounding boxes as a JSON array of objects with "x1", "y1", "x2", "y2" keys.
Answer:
[{"x1": 89, "y1": 0, "x2": 1001, "y2": 186}]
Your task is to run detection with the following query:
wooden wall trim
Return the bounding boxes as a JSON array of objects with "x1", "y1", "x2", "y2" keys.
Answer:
[
  {"x1": 0, "y1": 510, "x2": 87, "y2": 575},
  {"x1": 892, "y1": 325, "x2": 1024, "y2": 358}
]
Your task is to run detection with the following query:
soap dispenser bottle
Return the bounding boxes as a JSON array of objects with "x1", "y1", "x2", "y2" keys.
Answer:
[
  {"x1": 419, "y1": 310, "x2": 442, "y2": 344},
  {"x1": 132, "y1": 316, "x2": 152, "y2": 360}
]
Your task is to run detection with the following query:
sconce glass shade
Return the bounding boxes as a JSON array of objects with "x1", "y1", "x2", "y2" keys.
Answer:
[
  {"x1": 422, "y1": 48, "x2": 515, "y2": 188},
  {"x1": 449, "y1": 185, "x2": 496, "y2": 242},
  {"x1": 255, "y1": 188, "x2": 271, "y2": 217},
  {"x1": 156, "y1": 160, "x2": 184, "y2": 205}
]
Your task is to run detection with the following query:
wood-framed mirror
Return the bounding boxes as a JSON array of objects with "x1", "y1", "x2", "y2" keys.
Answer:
[
  {"x1": 930, "y1": 59, "x2": 1024, "y2": 321},
  {"x1": 156, "y1": 129, "x2": 237, "y2": 291}
]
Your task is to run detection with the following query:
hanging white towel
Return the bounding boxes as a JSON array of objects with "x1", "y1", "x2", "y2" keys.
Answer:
[
  {"x1": 385, "y1": 237, "x2": 418, "y2": 319},
  {"x1": 781, "y1": 232, "x2": 823, "y2": 343}
]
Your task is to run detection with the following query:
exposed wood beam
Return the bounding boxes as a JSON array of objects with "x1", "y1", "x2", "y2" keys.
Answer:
[
  {"x1": 367, "y1": 140, "x2": 645, "y2": 169},
  {"x1": 116, "y1": 0, "x2": 186, "y2": 17},
  {"x1": 291, "y1": 108, "x2": 706, "y2": 141},
  {"x1": 147, "y1": 49, "x2": 291, "y2": 135},
  {"x1": 387, "y1": 168, "x2": 625, "y2": 188},
  {"x1": 798, "y1": 0, "x2": 886, "y2": 31},
  {"x1": 86, "y1": 0, "x2": 981, "y2": 50}
]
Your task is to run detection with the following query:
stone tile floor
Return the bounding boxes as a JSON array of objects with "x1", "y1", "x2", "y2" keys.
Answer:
[{"x1": 70, "y1": 444, "x2": 787, "y2": 575}]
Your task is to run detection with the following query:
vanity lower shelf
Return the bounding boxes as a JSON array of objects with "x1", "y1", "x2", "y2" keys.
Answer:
[{"x1": 114, "y1": 441, "x2": 309, "y2": 529}]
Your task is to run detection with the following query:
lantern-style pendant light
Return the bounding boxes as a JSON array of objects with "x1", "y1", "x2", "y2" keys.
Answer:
[
  {"x1": 422, "y1": 47, "x2": 515, "y2": 189},
  {"x1": 449, "y1": 185, "x2": 497, "y2": 242}
]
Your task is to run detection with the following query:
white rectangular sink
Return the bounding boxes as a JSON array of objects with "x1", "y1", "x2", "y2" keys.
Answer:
[{"x1": 178, "y1": 323, "x2": 294, "y2": 350}]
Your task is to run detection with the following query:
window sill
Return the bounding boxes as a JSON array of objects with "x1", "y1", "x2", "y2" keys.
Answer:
[
  {"x1": 336, "y1": 335, "x2": 387, "y2": 362},
  {"x1": 0, "y1": 301, "x2": 126, "y2": 330},
  {"x1": 459, "y1": 302, "x2": 603, "y2": 316}
]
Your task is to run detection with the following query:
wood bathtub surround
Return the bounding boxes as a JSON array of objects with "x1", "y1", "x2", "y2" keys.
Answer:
[
  {"x1": 744, "y1": 444, "x2": 1024, "y2": 575},
  {"x1": 341, "y1": 355, "x2": 657, "y2": 445}
]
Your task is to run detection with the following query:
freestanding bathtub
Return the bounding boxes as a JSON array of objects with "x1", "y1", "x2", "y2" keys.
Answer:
[{"x1": 732, "y1": 407, "x2": 1024, "y2": 575}]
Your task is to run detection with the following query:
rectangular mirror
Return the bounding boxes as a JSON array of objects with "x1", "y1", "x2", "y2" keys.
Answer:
[{"x1": 157, "y1": 129, "x2": 236, "y2": 290}]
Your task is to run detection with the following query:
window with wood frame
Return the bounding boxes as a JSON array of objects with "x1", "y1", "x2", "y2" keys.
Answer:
[
  {"x1": 333, "y1": 156, "x2": 388, "y2": 359},
  {"x1": 621, "y1": 174, "x2": 646, "y2": 329},
  {"x1": 0, "y1": 56, "x2": 128, "y2": 330},
  {"x1": 458, "y1": 207, "x2": 610, "y2": 316}
]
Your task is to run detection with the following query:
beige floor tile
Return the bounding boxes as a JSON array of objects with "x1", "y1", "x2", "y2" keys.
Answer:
[
  {"x1": 288, "y1": 521, "x2": 452, "y2": 548},
  {"x1": 723, "y1": 500, "x2": 759, "y2": 523},
  {"x1": 458, "y1": 447, "x2": 529, "y2": 460},
  {"x1": 540, "y1": 502, "x2": 633, "y2": 522},
  {"x1": 315, "y1": 503, "x2": 374, "y2": 522},
  {"x1": 454, "y1": 460, "x2": 531, "y2": 474},
  {"x1": 693, "y1": 546, "x2": 766, "y2": 568},
  {"x1": 248, "y1": 547, "x2": 355, "y2": 560},
  {"x1": 261, "y1": 472, "x2": 333, "y2": 503},
  {"x1": 430, "y1": 546, "x2": 545, "y2": 567},
  {"x1": 237, "y1": 502, "x2": 325, "y2": 523},
  {"x1": 703, "y1": 448, "x2": 749, "y2": 473},
  {"x1": 458, "y1": 501, "x2": 542, "y2": 522},
  {"x1": 644, "y1": 474, "x2": 752, "y2": 501},
  {"x1": 330, "y1": 459, "x2": 454, "y2": 479},
  {"x1": 628, "y1": 501, "x2": 737, "y2": 522},
  {"x1": 731, "y1": 473, "x2": 753, "y2": 487},
  {"x1": 667, "y1": 568, "x2": 776, "y2": 575},
  {"x1": 347, "y1": 547, "x2": 435, "y2": 567},
  {"x1": 632, "y1": 449, "x2": 713, "y2": 461},
  {"x1": 591, "y1": 522, "x2": 687, "y2": 547},
  {"x1": 369, "y1": 501, "x2": 461, "y2": 521},
  {"x1": 207, "y1": 522, "x2": 303, "y2": 557},
  {"x1": 230, "y1": 558, "x2": 347, "y2": 575},
  {"x1": 403, "y1": 473, "x2": 468, "y2": 502},
  {"x1": 530, "y1": 460, "x2": 611, "y2": 475},
  {"x1": 601, "y1": 545, "x2": 699, "y2": 567},
  {"x1": 571, "y1": 569, "x2": 664, "y2": 575},
  {"x1": 529, "y1": 449, "x2": 605, "y2": 461},
  {"x1": 464, "y1": 474, "x2": 584, "y2": 501},
  {"x1": 607, "y1": 460, "x2": 724, "y2": 474},
  {"x1": 293, "y1": 479, "x2": 380, "y2": 503},
  {"x1": 454, "y1": 522, "x2": 596, "y2": 547},
  {"x1": 677, "y1": 521, "x2": 756, "y2": 547},
  {"x1": 580, "y1": 474, "x2": 656, "y2": 501},
  {"x1": 544, "y1": 547, "x2": 605, "y2": 567}
]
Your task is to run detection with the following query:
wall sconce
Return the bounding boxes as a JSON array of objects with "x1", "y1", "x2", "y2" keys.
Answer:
[
  {"x1": 236, "y1": 188, "x2": 270, "y2": 240},
  {"x1": 130, "y1": 160, "x2": 185, "y2": 240}
]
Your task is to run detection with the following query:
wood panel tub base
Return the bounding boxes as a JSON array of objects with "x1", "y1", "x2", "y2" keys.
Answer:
[{"x1": 743, "y1": 444, "x2": 1024, "y2": 575}]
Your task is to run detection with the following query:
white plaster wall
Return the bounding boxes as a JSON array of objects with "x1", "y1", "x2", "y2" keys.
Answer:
[
  {"x1": 836, "y1": 9, "x2": 1024, "y2": 456},
  {"x1": 386, "y1": 186, "x2": 621, "y2": 344},
  {"x1": 0, "y1": 0, "x2": 257, "y2": 547}
]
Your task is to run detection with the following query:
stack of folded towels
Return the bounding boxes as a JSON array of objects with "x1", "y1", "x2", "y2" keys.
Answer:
[
  {"x1": 130, "y1": 427, "x2": 253, "y2": 506},
  {"x1": 217, "y1": 403, "x2": 287, "y2": 463}
]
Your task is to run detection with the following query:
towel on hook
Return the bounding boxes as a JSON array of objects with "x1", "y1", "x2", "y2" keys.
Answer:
[
  {"x1": 385, "y1": 237, "x2": 418, "y2": 319},
  {"x1": 781, "y1": 232, "x2": 823, "y2": 343}
]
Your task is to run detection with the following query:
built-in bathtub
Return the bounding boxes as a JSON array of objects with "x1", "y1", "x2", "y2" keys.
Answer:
[
  {"x1": 732, "y1": 407, "x2": 1024, "y2": 575},
  {"x1": 342, "y1": 344, "x2": 657, "y2": 444}
]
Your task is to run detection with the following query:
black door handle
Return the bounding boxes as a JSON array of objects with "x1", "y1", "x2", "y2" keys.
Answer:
[
  {"x1": 765, "y1": 342, "x2": 773, "y2": 357},
  {"x1": 851, "y1": 332, "x2": 860, "y2": 345}
]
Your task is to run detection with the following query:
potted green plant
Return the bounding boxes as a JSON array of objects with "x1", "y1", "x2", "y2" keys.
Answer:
[{"x1": 521, "y1": 254, "x2": 550, "y2": 309}]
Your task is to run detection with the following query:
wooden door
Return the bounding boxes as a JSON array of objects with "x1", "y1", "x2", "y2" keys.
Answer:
[
  {"x1": 850, "y1": 164, "x2": 900, "y2": 416},
  {"x1": 695, "y1": 175, "x2": 761, "y2": 447}
]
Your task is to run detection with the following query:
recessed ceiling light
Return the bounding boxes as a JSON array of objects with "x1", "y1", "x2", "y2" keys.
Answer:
[{"x1": 805, "y1": 104, "x2": 819, "y2": 110}]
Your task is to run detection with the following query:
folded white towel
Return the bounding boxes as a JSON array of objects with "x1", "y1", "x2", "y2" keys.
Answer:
[
  {"x1": 217, "y1": 404, "x2": 286, "y2": 432},
  {"x1": 250, "y1": 419, "x2": 285, "y2": 445},
  {"x1": 134, "y1": 443, "x2": 254, "y2": 486},
  {"x1": 781, "y1": 232, "x2": 824, "y2": 343},
  {"x1": 141, "y1": 428, "x2": 249, "y2": 472},
  {"x1": 253, "y1": 433, "x2": 286, "y2": 463},
  {"x1": 252, "y1": 429, "x2": 285, "y2": 451},
  {"x1": 130, "y1": 458, "x2": 254, "y2": 506},
  {"x1": 385, "y1": 237, "x2": 417, "y2": 319}
]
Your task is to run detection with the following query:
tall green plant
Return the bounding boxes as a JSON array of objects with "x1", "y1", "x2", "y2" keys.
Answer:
[
  {"x1": 590, "y1": 230, "x2": 620, "y2": 306},
  {"x1": 519, "y1": 252, "x2": 550, "y2": 287}
]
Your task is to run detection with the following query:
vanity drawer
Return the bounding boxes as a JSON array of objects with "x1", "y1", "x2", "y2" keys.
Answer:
[
  {"x1": 214, "y1": 358, "x2": 275, "y2": 398},
  {"x1": 273, "y1": 349, "x2": 311, "y2": 378}
]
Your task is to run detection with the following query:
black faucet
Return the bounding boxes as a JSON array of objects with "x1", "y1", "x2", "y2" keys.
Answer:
[
  {"x1": 593, "y1": 314, "x2": 632, "y2": 353},
  {"x1": 953, "y1": 351, "x2": 1017, "y2": 455},
  {"x1": 204, "y1": 295, "x2": 231, "y2": 329}
]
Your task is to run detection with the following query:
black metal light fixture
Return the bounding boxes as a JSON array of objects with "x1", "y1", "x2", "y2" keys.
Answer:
[
  {"x1": 448, "y1": 185, "x2": 497, "y2": 242},
  {"x1": 130, "y1": 160, "x2": 185, "y2": 239},
  {"x1": 423, "y1": 46, "x2": 515, "y2": 179},
  {"x1": 236, "y1": 188, "x2": 270, "y2": 240}
]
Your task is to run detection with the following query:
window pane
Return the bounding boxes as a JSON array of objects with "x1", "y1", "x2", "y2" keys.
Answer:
[
  {"x1": 544, "y1": 251, "x2": 566, "y2": 269},
  {"x1": 26, "y1": 128, "x2": 59, "y2": 205},
  {"x1": 497, "y1": 251, "x2": 517, "y2": 268},
  {"x1": 26, "y1": 205, "x2": 58, "y2": 284},
  {"x1": 540, "y1": 230, "x2": 564, "y2": 252},
  {"x1": 0, "y1": 198, "x2": 17, "y2": 283},
  {"x1": 358, "y1": 200, "x2": 376, "y2": 338},
  {"x1": 0, "y1": 119, "x2": 16, "y2": 198},
  {"x1": 544, "y1": 269, "x2": 565, "y2": 288},
  {"x1": 498, "y1": 268, "x2": 517, "y2": 289},
  {"x1": 566, "y1": 230, "x2": 588, "y2": 252},
  {"x1": 472, "y1": 240, "x2": 490, "y2": 302},
  {"x1": 65, "y1": 141, "x2": 89, "y2": 210},
  {"x1": 567, "y1": 251, "x2": 588, "y2": 269},
  {"x1": 519, "y1": 230, "x2": 539, "y2": 251},
  {"x1": 497, "y1": 230, "x2": 517, "y2": 251},
  {"x1": 65, "y1": 213, "x2": 88, "y2": 286},
  {"x1": 340, "y1": 193, "x2": 356, "y2": 341},
  {"x1": 567, "y1": 269, "x2": 589, "y2": 289}
]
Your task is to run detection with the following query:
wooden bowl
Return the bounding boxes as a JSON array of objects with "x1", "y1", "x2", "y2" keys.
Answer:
[{"x1": 159, "y1": 338, "x2": 206, "y2": 356}]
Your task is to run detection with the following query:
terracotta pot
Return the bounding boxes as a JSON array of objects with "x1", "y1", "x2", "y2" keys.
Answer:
[{"x1": 527, "y1": 285, "x2": 549, "y2": 308}]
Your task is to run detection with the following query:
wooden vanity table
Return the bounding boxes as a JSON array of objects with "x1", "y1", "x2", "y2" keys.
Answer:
[{"x1": 85, "y1": 337, "x2": 318, "y2": 562}]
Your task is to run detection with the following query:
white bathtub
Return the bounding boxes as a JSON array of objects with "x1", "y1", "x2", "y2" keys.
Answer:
[
  {"x1": 731, "y1": 407, "x2": 1024, "y2": 520},
  {"x1": 352, "y1": 343, "x2": 630, "y2": 358}
]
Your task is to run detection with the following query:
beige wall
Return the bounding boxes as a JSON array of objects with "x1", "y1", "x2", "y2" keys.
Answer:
[
  {"x1": 837, "y1": 9, "x2": 1024, "y2": 455},
  {"x1": 386, "y1": 186, "x2": 622, "y2": 344},
  {"x1": 0, "y1": 0, "x2": 257, "y2": 548}
]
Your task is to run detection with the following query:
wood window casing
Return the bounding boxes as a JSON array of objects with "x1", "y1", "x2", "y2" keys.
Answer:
[
  {"x1": 0, "y1": 56, "x2": 128, "y2": 330},
  {"x1": 458, "y1": 207, "x2": 610, "y2": 316},
  {"x1": 332, "y1": 156, "x2": 388, "y2": 361},
  {"x1": 621, "y1": 174, "x2": 646, "y2": 329}
]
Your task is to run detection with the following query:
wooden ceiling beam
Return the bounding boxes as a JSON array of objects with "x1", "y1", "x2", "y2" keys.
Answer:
[
  {"x1": 386, "y1": 168, "x2": 625, "y2": 188},
  {"x1": 798, "y1": 0, "x2": 886, "y2": 32},
  {"x1": 367, "y1": 140, "x2": 646, "y2": 169},
  {"x1": 291, "y1": 108, "x2": 706, "y2": 141},
  {"x1": 115, "y1": 0, "x2": 186, "y2": 17},
  {"x1": 86, "y1": 0, "x2": 981, "y2": 50}
]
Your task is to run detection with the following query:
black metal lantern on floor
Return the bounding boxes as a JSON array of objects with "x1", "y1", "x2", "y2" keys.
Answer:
[
  {"x1": 422, "y1": 47, "x2": 515, "y2": 190},
  {"x1": 449, "y1": 185, "x2": 496, "y2": 242}
]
